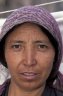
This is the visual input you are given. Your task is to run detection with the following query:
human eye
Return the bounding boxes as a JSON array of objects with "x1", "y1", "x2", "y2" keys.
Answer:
[
  {"x1": 36, "y1": 43, "x2": 48, "y2": 51},
  {"x1": 11, "y1": 43, "x2": 23, "y2": 51}
]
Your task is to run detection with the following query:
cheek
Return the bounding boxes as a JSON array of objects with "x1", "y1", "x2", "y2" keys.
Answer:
[
  {"x1": 37, "y1": 50, "x2": 55, "y2": 66},
  {"x1": 5, "y1": 50, "x2": 22, "y2": 71},
  {"x1": 36, "y1": 52, "x2": 55, "y2": 78}
]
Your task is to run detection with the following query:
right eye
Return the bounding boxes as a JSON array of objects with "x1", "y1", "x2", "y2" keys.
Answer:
[{"x1": 11, "y1": 44, "x2": 23, "y2": 51}]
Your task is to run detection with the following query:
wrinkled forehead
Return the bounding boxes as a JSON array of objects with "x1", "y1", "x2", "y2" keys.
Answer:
[{"x1": 4, "y1": 22, "x2": 53, "y2": 44}]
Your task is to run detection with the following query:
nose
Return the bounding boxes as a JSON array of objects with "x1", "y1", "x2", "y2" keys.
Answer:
[{"x1": 23, "y1": 46, "x2": 37, "y2": 67}]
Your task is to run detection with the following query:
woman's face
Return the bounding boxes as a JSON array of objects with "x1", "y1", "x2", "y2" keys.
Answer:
[{"x1": 5, "y1": 23, "x2": 55, "y2": 91}]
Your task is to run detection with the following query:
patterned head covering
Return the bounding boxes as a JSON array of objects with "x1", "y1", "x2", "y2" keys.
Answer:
[{"x1": 0, "y1": 6, "x2": 63, "y2": 85}]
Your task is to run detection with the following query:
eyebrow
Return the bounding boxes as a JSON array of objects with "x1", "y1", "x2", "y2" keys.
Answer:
[
  {"x1": 13, "y1": 40, "x2": 24, "y2": 43},
  {"x1": 34, "y1": 40, "x2": 49, "y2": 44},
  {"x1": 7, "y1": 40, "x2": 24, "y2": 44}
]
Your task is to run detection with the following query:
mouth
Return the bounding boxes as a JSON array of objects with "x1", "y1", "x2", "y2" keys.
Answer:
[{"x1": 19, "y1": 72, "x2": 39, "y2": 80}]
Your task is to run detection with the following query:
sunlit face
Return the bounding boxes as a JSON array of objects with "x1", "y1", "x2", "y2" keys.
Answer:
[{"x1": 5, "y1": 23, "x2": 55, "y2": 91}]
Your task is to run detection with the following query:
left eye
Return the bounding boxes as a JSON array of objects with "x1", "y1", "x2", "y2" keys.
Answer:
[
  {"x1": 38, "y1": 44, "x2": 48, "y2": 48},
  {"x1": 36, "y1": 44, "x2": 48, "y2": 51}
]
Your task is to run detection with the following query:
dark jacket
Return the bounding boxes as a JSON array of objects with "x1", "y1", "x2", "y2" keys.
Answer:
[{"x1": 0, "y1": 80, "x2": 63, "y2": 96}]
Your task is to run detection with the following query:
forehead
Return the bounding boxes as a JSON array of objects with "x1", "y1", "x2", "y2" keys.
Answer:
[{"x1": 5, "y1": 22, "x2": 51, "y2": 43}]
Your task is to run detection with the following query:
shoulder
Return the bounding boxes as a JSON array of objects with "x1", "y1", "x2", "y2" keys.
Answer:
[
  {"x1": 43, "y1": 85, "x2": 63, "y2": 96},
  {"x1": 0, "y1": 79, "x2": 10, "y2": 96},
  {"x1": 49, "y1": 86, "x2": 63, "y2": 96},
  {"x1": 0, "y1": 83, "x2": 5, "y2": 96},
  {"x1": 54, "y1": 88, "x2": 63, "y2": 96}
]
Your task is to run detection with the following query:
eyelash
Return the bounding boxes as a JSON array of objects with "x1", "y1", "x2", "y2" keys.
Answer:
[
  {"x1": 11, "y1": 44, "x2": 23, "y2": 51},
  {"x1": 38, "y1": 44, "x2": 48, "y2": 48},
  {"x1": 37, "y1": 44, "x2": 48, "y2": 51}
]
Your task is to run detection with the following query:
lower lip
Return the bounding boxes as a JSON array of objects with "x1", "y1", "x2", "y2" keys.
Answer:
[{"x1": 19, "y1": 72, "x2": 38, "y2": 80}]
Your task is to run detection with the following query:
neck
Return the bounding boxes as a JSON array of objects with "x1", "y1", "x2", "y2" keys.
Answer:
[{"x1": 8, "y1": 81, "x2": 45, "y2": 96}]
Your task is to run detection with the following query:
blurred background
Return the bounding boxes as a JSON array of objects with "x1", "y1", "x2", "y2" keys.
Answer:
[
  {"x1": 0, "y1": 0, "x2": 63, "y2": 84},
  {"x1": 0, "y1": 0, "x2": 63, "y2": 17}
]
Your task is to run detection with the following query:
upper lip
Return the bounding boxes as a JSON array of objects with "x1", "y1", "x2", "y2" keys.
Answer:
[{"x1": 19, "y1": 72, "x2": 39, "y2": 75}]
